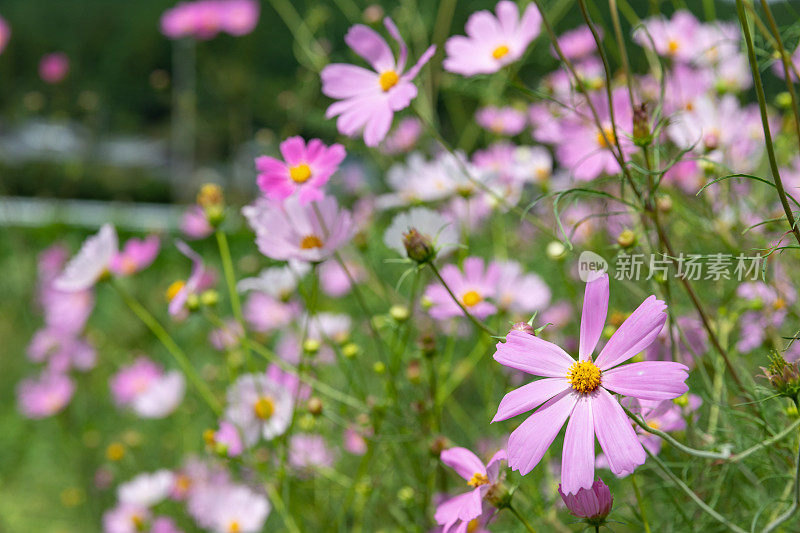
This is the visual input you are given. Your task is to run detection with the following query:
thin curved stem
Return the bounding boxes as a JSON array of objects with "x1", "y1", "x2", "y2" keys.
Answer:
[
  {"x1": 215, "y1": 229, "x2": 253, "y2": 366},
  {"x1": 427, "y1": 261, "x2": 496, "y2": 337},
  {"x1": 762, "y1": 400, "x2": 800, "y2": 532},
  {"x1": 112, "y1": 280, "x2": 221, "y2": 414},
  {"x1": 507, "y1": 503, "x2": 537, "y2": 533}
]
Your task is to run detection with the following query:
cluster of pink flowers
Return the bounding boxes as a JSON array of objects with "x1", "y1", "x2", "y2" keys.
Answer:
[
  {"x1": 160, "y1": 0, "x2": 259, "y2": 40},
  {"x1": 0, "y1": 15, "x2": 10, "y2": 55}
]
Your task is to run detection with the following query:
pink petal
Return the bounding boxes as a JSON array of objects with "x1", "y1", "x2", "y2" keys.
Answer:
[
  {"x1": 321, "y1": 64, "x2": 379, "y2": 99},
  {"x1": 493, "y1": 330, "x2": 575, "y2": 377},
  {"x1": 363, "y1": 104, "x2": 394, "y2": 147},
  {"x1": 440, "y1": 447, "x2": 486, "y2": 481},
  {"x1": 595, "y1": 296, "x2": 667, "y2": 370},
  {"x1": 592, "y1": 388, "x2": 646, "y2": 477},
  {"x1": 507, "y1": 390, "x2": 578, "y2": 475},
  {"x1": 601, "y1": 361, "x2": 689, "y2": 401},
  {"x1": 579, "y1": 272, "x2": 608, "y2": 360},
  {"x1": 345, "y1": 24, "x2": 395, "y2": 72},
  {"x1": 486, "y1": 449, "x2": 507, "y2": 481},
  {"x1": 279, "y1": 136, "x2": 306, "y2": 165},
  {"x1": 492, "y1": 377, "x2": 569, "y2": 422},
  {"x1": 560, "y1": 395, "x2": 595, "y2": 495},
  {"x1": 434, "y1": 489, "x2": 483, "y2": 527}
]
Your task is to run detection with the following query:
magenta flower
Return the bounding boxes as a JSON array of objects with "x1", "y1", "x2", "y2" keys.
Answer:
[
  {"x1": 17, "y1": 372, "x2": 75, "y2": 419},
  {"x1": 212, "y1": 421, "x2": 244, "y2": 457},
  {"x1": 424, "y1": 257, "x2": 500, "y2": 320},
  {"x1": 219, "y1": 0, "x2": 259, "y2": 36},
  {"x1": 161, "y1": 0, "x2": 257, "y2": 40},
  {"x1": 434, "y1": 447, "x2": 506, "y2": 531},
  {"x1": 110, "y1": 235, "x2": 160, "y2": 276},
  {"x1": 255, "y1": 136, "x2": 345, "y2": 203},
  {"x1": 475, "y1": 106, "x2": 527, "y2": 136},
  {"x1": 243, "y1": 196, "x2": 353, "y2": 262},
  {"x1": 180, "y1": 206, "x2": 213, "y2": 240},
  {"x1": 553, "y1": 25, "x2": 599, "y2": 60},
  {"x1": 492, "y1": 273, "x2": 688, "y2": 494},
  {"x1": 0, "y1": 15, "x2": 10, "y2": 55},
  {"x1": 443, "y1": 1, "x2": 541, "y2": 76},
  {"x1": 321, "y1": 18, "x2": 436, "y2": 147},
  {"x1": 558, "y1": 478, "x2": 613, "y2": 523},
  {"x1": 39, "y1": 52, "x2": 70, "y2": 84}
]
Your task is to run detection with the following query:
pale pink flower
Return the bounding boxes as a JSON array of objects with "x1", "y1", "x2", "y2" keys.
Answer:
[
  {"x1": 103, "y1": 503, "x2": 151, "y2": 533},
  {"x1": 633, "y1": 10, "x2": 701, "y2": 63},
  {"x1": 493, "y1": 260, "x2": 551, "y2": 316},
  {"x1": 190, "y1": 483, "x2": 270, "y2": 533},
  {"x1": 219, "y1": 0, "x2": 259, "y2": 36},
  {"x1": 475, "y1": 106, "x2": 527, "y2": 136},
  {"x1": 554, "y1": 25, "x2": 599, "y2": 60},
  {"x1": 17, "y1": 372, "x2": 75, "y2": 419},
  {"x1": 243, "y1": 196, "x2": 353, "y2": 263},
  {"x1": 242, "y1": 292, "x2": 298, "y2": 333},
  {"x1": 110, "y1": 235, "x2": 160, "y2": 276},
  {"x1": 55, "y1": 224, "x2": 118, "y2": 292},
  {"x1": 27, "y1": 328, "x2": 96, "y2": 373},
  {"x1": 211, "y1": 420, "x2": 244, "y2": 457},
  {"x1": 321, "y1": 18, "x2": 436, "y2": 147},
  {"x1": 424, "y1": 257, "x2": 500, "y2": 320},
  {"x1": 180, "y1": 206, "x2": 213, "y2": 240},
  {"x1": 319, "y1": 258, "x2": 364, "y2": 297},
  {"x1": 0, "y1": 15, "x2": 10, "y2": 55},
  {"x1": 39, "y1": 52, "x2": 70, "y2": 84},
  {"x1": 344, "y1": 426, "x2": 368, "y2": 455},
  {"x1": 492, "y1": 273, "x2": 688, "y2": 494},
  {"x1": 434, "y1": 447, "x2": 506, "y2": 532},
  {"x1": 381, "y1": 117, "x2": 422, "y2": 154},
  {"x1": 110, "y1": 357, "x2": 185, "y2": 418},
  {"x1": 118, "y1": 470, "x2": 175, "y2": 508},
  {"x1": 289, "y1": 434, "x2": 337, "y2": 474},
  {"x1": 224, "y1": 373, "x2": 293, "y2": 445},
  {"x1": 255, "y1": 136, "x2": 345, "y2": 203},
  {"x1": 444, "y1": 1, "x2": 541, "y2": 76},
  {"x1": 208, "y1": 319, "x2": 243, "y2": 350}
]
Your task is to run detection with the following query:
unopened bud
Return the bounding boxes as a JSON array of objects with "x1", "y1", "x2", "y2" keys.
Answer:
[
  {"x1": 200, "y1": 290, "x2": 219, "y2": 307},
  {"x1": 398, "y1": 486, "x2": 415, "y2": 505},
  {"x1": 197, "y1": 183, "x2": 223, "y2": 209},
  {"x1": 777, "y1": 91, "x2": 793, "y2": 109},
  {"x1": 362, "y1": 4, "x2": 383, "y2": 24},
  {"x1": 418, "y1": 333, "x2": 437, "y2": 357},
  {"x1": 373, "y1": 361, "x2": 386, "y2": 374},
  {"x1": 390, "y1": 304, "x2": 410, "y2": 322},
  {"x1": 402, "y1": 228, "x2": 436, "y2": 263},
  {"x1": 546, "y1": 241, "x2": 567, "y2": 260},
  {"x1": 186, "y1": 293, "x2": 200, "y2": 311},
  {"x1": 486, "y1": 481, "x2": 513, "y2": 509},
  {"x1": 761, "y1": 352, "x2": 800, "y2": 401},
  {"x1": 302, "y1": 338, "x2": 321, "y2": 355},
  {"x1": 656, "y1": 194, "x2": 673, "y2": 213},
  {"x1": 307, "y1": 397, "x2": 323, "y2": 416},
  {"x1": 406, "y1": 360, "x2": 422, "y2": 383},
  {"x1": 617, "y1": 229, "x2": 637, "y2": 248},
  {"x1": 511, "y1": 322, "x2": 536, "y2": 336},
  {"x1": 429, "y1": 436, "x2": 450, "y2": 456},
  {"x1": 632, "y1": 103, "x2": 652, "y2": 147},
  {"x1": 342, "y1": 342, "x2": 360, "y2": 359}
]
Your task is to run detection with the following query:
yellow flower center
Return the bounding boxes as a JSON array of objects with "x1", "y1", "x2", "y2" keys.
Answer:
[
  {"x1": 596, "y1": 127, "x2": 617, "y2": 148},
  {"x1": 300, "y1": 234, "x2": 324, "y2": 249},
  {"x1": 567, "y1": 360, "x2": 602, "y2": 394},
  {"x1": 106, "y1": 442, "x2": 125, "y2": 461},
  {"x1": 131, "y1": 514, "x2": 145, "y2": 530},
  {"x1": 492, "y1": 44, "x2": 510, "y2": 60},
  {"x1": 467, "y1": 519, "x2": 481, "y2": 533},
  {"x1": 647, "y1": 420, "x2": 661, "y2": 431},
  {"x1": 378, "y1": 70, "x2": 399, "y2": 92},
  {"x1": 774, "y1": 297, "x2": 786, "y2": 310},
  {"x1": 467, "y1": 472, "x2": 490, "y2": 487},
  {"x1": 203, "y1": 428, "x2": 217, "y2": 445},
  {"x1": 461, "y1": 290, "x2": 482, "y2": 307},
  {"x1": 228, "y1": 521, "x2": 241, "y2": 533},
  {"x1": 667, "y1": 39, "x2": 680, "y2": 54},
  {"x1": 289, "y1": 163, "x2": 312, "y2": 184},
  {"x1": 535, "y1": 167, "x2": 550, "y2": 182},
  {"x1": 166, "y1": 280, "x2": 186, "y2": 302},
  {"x1": 253, "y1": 396, "x2": 275, "y2": 420}
]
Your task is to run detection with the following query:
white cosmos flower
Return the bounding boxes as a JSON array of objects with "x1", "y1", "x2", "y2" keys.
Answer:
[
  {"x1": 197, "y1": 484, "x2": 271, "y2": 533},
  {"x1": 383, "y1": 207, "x2": 459, "y2": 258},
  {"x1": 236, "y1": 260, "x2": 309, "y2": 299},
  {"x1": 131, "y1": 371, "x2": 185, "y2": 419},
  {"x1": 118, "y1": 470, "x2": 175, "y2": 508},
  {"x1": 224, "y1": 373, "x2": 293, "y2": 445},
  {"x1": 54, "y1": 223, "x2": 118, "y2": 291}
]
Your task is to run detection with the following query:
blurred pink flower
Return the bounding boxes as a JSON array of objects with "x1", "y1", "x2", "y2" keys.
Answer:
[
  {"x1": 242, "y1": 292, "x2": 297, "y2": 333},
  {"x1": 39, "y1": 52, "x2": 70, "y2": 84},
  {"x1": 321, "y1": 18, "x2": 435, "y2": 147},
  {"x1": 425, "y1": 257, "x2": 499, "y2": 320},
  {"x1": 212, "y1": 421, "x2": 244, "y2": 457},
  {"x1": 381, "y1": 117, "x2": 422, "y2": 154},
  {"x1": 180, "y1": 206, "x2": 213, "y2": 240},
  {"x1": 208, "y1": 319, "x2": 243, "y2": 350},
  {"x1": 444, "y1": 1, "x2": 541, "y2": 76},
  {"x1": 255, "y1": 136, "x2": 345, "y2": 203},
  {"x1": 633, "y1": 10, "x2": 700, "y2": 63},
  {"x1": 17, "y1": 372, "x2": 75, "y2": 419},
  {"x1": 110, "y1": 235, "x2": 160, "y2": 276},
  {"x1": 169, "y1": 240, "x2": 216, "y2": 316},
  {"x1": 493, "y1": 260, "x2": 551, "y2": 316},
  {"x1": 161, "y1": 0, "x2": 258, "y2": 40},
  {"x1": 554, "y1": 25, "x2": 599, "y2": 60},
  {"x1": 434, "y1": 447, "x2": 506, "y2": 532},
  {"x1": 289, "y1": 433, "x2": 337, "y2": 473},
  {"x1": 219, "y1": 0, "x2": 259, "y2": 36},
  {"x1": 344, "y1": 426, "x2": 368, "y2": 455},
  {"x1": 492, "y1": 273, "x2": 688, "y2": 494},
  {"x1": 319, "y1": 258, "x2": 363, "y2": 297},
  {"x1": 243, "y1": 196, "x2": 353, "y2": 262},
  {"x1": 110, "y1": 357, "x2": 185, "y2": 418},
  {"x1": 103, "y1": 503, "x2": 151, "y2": 533},
  {"x1": 475, "y1": 106, "x2": 527, "y2": 136},
  {"x1": 224, "y1": 373, "x2": 293, "y2": 445},
  {"x1": 0, "y1": 15, "x2": 10, "y2": 55},
  {"x1": 28, "y1": 328, "x2": 96, "y2": 373},
  {"x1": 55, "y1": 224, "x2": 118, "y2": 292}
]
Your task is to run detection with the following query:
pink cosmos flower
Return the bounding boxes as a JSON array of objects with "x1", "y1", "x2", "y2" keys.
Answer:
[
  {"x1": 243, "y1": 196, "x2": 353, "y2": 263},
  {"x1": 110, "y1": 357, "x2": 185, "y2": 418},
  {"x1": 425, "y1": 257, "x2": 500, "y2": 320},
  {"x1": 208, "y1": 319, "x2": 243, "y2": 350},
  {"x1": 39, "y1": 52, "x2": 70, "y2": 84},
  {"x1": 110, "y1": 235, "x2": 160, "y2": 276},
  {"x1": 434, "y1": 447, "x2": 506, "y2": 532},
  {"x1": 0, "y1": 15, "x2": 10, "y2": 55},
  {"x1": 255, "y1": 136, "x2": 346, "y2": 203},
  {"x1": 444, "y1": 1, "x2": 541, "y2": 76},
  {"x1": 193, "y1": 484, "x2": 270, "y2": 533},
  {"x1": 39, "y1": 281, "x2": 95, "y2": 335},
  {"x1": 211, "y1": 420, "x2": 244, "y2": 457},
  {"x1": 17, "y1": 372, "x2": 75, "y2": 419},
  {"x1": 224, "y1": 373, "x2": 293, "y2": 445},
  {"x1": 219, "y1": 0, "x2": 259, "y2": 36},
  {"x1": 55, "y1": 224, "x2": 118, "y2": 292},
  {"x1": 633, "y1": 10, "x2": 701, "y2": 63},
  {"x1": 493, "y1": 260, "x2": 551, "y2": 316},
  {"x1": 554, "y1": 25, "x2": 599, "y2": 60},
  {"x1": 103, "y1": 503, "x2": 151, "y2": 533},
  {"x1": 168, "y1": 240, "x2": 215, "y2": 316},
  {"x1": 492, "y1": 273, "x2": 689, "y2": 494},
  {"x1": 321, "y1": 18, "x2": 436, "y2": 147},
  {"x1": 289, "y1": 433, "x2": 337, "y2": 474},
  {"x1": 28, "y1": 328, "x2": 96, "y2": 373},
  {"x1": 558, "y1": 478, "x2": 612, "y2": 523},
  {"x1": 475, "y1": 106, "x2": 527, "y2": 136},
  {"x1": 319, "y1": 258, "x2": 364, "y2": 297},
  {"x1": 344, "y1": 426, "x2": 368, "y2": 455},
  {"x1": 242, "y1": 292, "x2": 297, "y2": 333},
  {"x1": 381, "y1": 117, "x2": 422, "y2": 154},
  {"x1": 180, "y1": 206, "x2": 213, "y2": 240},
  {"x1": 161, "y1": 0, "x2": 256, "y2": 40}
]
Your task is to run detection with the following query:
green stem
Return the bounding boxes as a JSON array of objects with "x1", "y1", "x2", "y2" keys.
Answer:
[
  {"x1": 507, "y1": 504, "x2": 537, "y2": 533},
  {"x1": 265, "y1": 483, "x2": 301, "y2": 533},
  {"x1": 763, "y1": 399, "x2": 800, "y2": 533},
  {"x1": 112, "y1": 280, "x2": 221, "y2": 414},
  {"x1": 215, "y1": 229, "x2": 252, "y2": 365},
  {"x1": 630, "y1": 472, "x2": 652, "y2": 533}
]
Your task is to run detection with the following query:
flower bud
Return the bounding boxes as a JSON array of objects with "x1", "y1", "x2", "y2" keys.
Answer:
[
  {"x1": 511, "y1": 322, "x2": 536, "y2": 336},
  {"x1": 406, "y1": 359, "x2": 422, "y2": 383},
  {"x1": 390, "y1": 304, "x2": 410, "y2": 322},
  {"x1": 373, "y1": 361, "x2": 386, "y2": 374},
  {"x1": 197, "y1": 184, "x2": 225, "y2": 227},
  {"x1": 342, "y1": 342, "x2": 360, "y2": 359},
  {"x1": 429, "y1": 435, "x2": 450, "y2": 456},
  {"x1": 398, "y1": 486, "x2": 415, "y2": 505},
  {"x1": 617, "y1": 229, "x2": 636, "y2": 248},
  {"x1": 777, "y1": 91, "x2": 793, "y2": 109},
  {"x1": 307, "y1": 397, "x2": 323, "y2": 416},
  {"x1": 200, "y1": 289, "x2": 219, "y2": 307},
  {"x1": 486, "y1": 481, "x2": 513, "y2": 509},
  {"x1": 402, "y1": 228, "x2": 436, "y2": 263},
  {"x1": 559, "y1": 478, "x2": 613, "y2": 527},
  {"x1": 761, "y1": 352, "x2": 800, "y2": 401},
  {"x1": 546, "y1": 241, "x2": 567, "y2": 260},
  {"x1": 656, "y1": 194, "x2": 673, "y2": 213},
  {"x1": 632, "y1": 103, "x2": 652, "y2": 147},
  {"x1": 302, "y1": 338, "x2": 321, "y2": 356}
]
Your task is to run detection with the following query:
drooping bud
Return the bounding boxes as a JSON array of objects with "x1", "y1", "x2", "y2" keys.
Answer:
[
  {"x1": 761, "y1": 352, "x2": 800, "y2": 401},
  {"x1": 559, "y1": 478, "x2": 613, "y2": 528},
  {"x1": 632, "y1": 103, "x2": 652, "y2": 147},
  {"x1": 402, "y1": 228, "x2": 436, "y2": 263}
]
